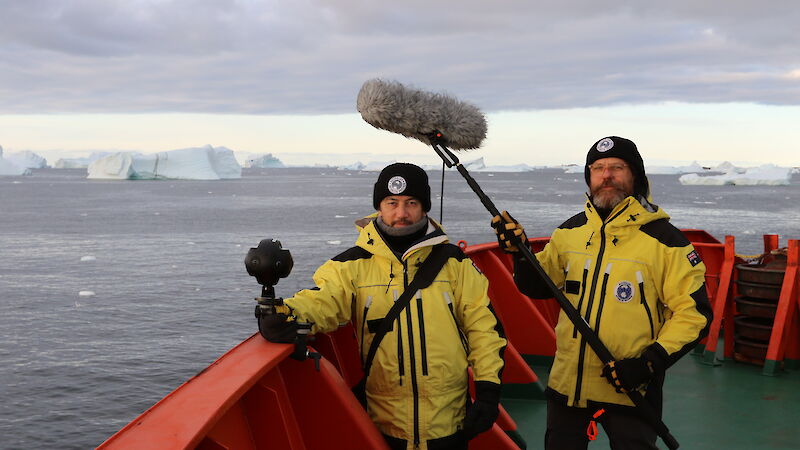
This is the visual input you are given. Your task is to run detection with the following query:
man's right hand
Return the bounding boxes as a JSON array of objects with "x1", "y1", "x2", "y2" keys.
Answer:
[
  {"x1": 491, "y1": 210, "x2": 527, "y2": 253},
  {"x1": 258, "y1": 305, "x2": 299, "y2": 343}
]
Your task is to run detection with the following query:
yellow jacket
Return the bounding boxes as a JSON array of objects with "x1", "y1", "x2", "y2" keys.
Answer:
[
  {"x1": 285, "y1": 214, "x2": 507, "y2": 448},
  {"x1": 516, "y1": 195, "x2": 712, "y2": 408}
]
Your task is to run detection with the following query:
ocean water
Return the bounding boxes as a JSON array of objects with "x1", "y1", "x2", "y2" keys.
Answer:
[{"x1": 1, "y1": 167, "x2": 799, "y2": 449}]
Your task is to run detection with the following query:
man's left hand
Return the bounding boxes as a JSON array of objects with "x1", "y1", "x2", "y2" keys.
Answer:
[
  {"x1": 601, "y1": 344, "x2": 668, "y2": 393},
  {"x1": 491, "y1": 211, "x2": 527, "y2": 253},
  {"x1": 463, "y1": 381, "x2": 500, "y2": 440},
  {"x1": 601, "y1": 357, "x2": 653, "y2": 393}
]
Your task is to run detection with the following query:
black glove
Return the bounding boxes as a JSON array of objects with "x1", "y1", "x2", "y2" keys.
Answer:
[
  {"x1": 258, "y1": 305, "x2": 299, "y2": 344},
  {"x1": 463, "y1": 381, "x2": 501, "y2": 440},
  {"x1": 601, "y1": 344, "x2": 667, "y2": 393},
  {"x1": 491, "y1": 211, "x2": 527, "y2": 253}
]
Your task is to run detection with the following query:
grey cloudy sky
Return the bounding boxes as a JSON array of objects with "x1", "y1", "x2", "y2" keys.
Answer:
[{"x1": 2, "y1": 0, "x2": 799, "y2": 115}]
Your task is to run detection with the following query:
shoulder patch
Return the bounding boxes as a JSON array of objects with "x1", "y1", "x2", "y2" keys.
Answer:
[
  {"x1": 559, "y1": 212, "x2": 588, "y2": 230},
  {"x1": 332, "y1": 246, "x2": 373, "y2": 262},
  {"x1": 687, "y1": 250, "x2": 702, "y2": 267},
  {"x1": 639, "y1": 219, "x2": 690, "y2": 248}
]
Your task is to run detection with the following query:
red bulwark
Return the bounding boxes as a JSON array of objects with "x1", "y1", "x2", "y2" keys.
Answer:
[
  {"x1": 763, "y1": 239, "x2": 800, "y2": 375},
  {"x1": 98, "y1": 335, "x2": 388, "y2": 449},
  {"x1": 462, "y1": 240, "x2": 558, "y2": 357},
  {"x1": 702, "y1": 235, "x2": 739, "y2": 363}
]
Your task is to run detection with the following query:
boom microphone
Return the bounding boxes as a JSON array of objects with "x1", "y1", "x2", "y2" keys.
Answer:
[{"x1": 357, "y1": 79, "x2": 487, "y2": 150}]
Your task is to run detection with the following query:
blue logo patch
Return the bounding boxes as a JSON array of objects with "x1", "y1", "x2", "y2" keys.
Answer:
[
  {"x1": 615, "y1": 281, "x2": 634, "y2": 303},
  {"x1": 687, "y1": 250, "x2": 702, "y2": 267}
]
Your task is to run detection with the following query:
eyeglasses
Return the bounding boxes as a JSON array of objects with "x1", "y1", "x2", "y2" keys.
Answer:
[{"x1": 588, "y1": 162, "x2": 628, "y2": 174}]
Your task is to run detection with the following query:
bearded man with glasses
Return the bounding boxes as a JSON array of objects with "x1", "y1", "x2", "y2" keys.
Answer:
[{"x1": 492, "y1": 136, "x2": 712, "y2": 449}]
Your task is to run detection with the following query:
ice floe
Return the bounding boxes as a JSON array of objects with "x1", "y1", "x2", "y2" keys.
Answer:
[{"x1": 679, "y1": 164, "x2": 792, "y2": 186}]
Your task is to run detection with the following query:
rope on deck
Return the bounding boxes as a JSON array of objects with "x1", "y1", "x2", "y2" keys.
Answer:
[{"x1": 735, "y1": 247, "x2": 788, "y2": 264}]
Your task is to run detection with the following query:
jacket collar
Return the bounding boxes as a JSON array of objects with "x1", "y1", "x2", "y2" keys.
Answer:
[
  {"x1": 355, "y1": 213, "x2": 449, "y2": 261},
  {"x1": 583, "y1": 193, "x2": 669, "y2": 229}
]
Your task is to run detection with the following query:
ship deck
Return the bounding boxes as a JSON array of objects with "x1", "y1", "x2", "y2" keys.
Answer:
[{"x1": 503, "y1": 346, "x2": 800, "y2": 449}]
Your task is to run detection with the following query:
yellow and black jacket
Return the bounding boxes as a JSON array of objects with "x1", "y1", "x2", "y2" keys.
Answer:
[
  {"x1": 285, "y1": 214, "x2": 507, "y2": 448},
  {"x1": 515, "y1": 195, "x2": 712, "y2": 409}
]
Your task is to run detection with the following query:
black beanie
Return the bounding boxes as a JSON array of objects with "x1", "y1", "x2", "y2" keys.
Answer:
[
  {"x1": 373, "y1": 163, "x2": 431, "y2": 212},
  {"x1": 584, "y1": 136, "x2": 649, "y2": 198}
]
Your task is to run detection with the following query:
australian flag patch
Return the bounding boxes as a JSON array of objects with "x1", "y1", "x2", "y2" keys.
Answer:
[{"x1": 687, "y1": 250, "x2": 702, "y2": 267}]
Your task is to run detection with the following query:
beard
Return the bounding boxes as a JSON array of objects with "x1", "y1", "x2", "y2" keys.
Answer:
[{"x1": 591, "y1": 182, "x2": 631, "y2": 209}]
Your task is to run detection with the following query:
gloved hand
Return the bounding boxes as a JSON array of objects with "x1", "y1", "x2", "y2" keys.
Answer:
[
  {"x1": 491, "y1": 210, "x2": 527, "y2": 253},
  {"x1": 258, "y1": 304, "x2": 299, "y2": 344},
  {"x1": 463, "y1": 381, "x2": 501, "y2": 440},
  {"x1": 601, "y1": 345, "x2": 667, "y2": 393}
]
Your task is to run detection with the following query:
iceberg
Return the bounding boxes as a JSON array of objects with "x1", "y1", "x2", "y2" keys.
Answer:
[
  {"x1": 711, "y1": 161, "x2": 745, "y2": 174},
  {"x1": 476, "y1": 163, "x2": 536, "y2": 172},
  {"x1": 87, "y1": 146, "x2": 242, "y2": 180},
  {"x1": 6, "y1": 150, "x2": 48, "y2": 169},
  {"x1": 244, "y1": 153, "x2": 285, "y2": 168},
  {"x1": 647, "y1": 161, "x2": 708, "y2": 175},
  {"x1": 0, "y1": 145, "x2": 31, "y2": 176},
  {"x1": 54, "y1": 152, "x2": 113, "y2": 169},
  {"x1": 679, "y1": 164, "x2": 792, "y2": 186},
  {"x1": 462, "y1": 157, "x2": 487, "y2": 170},
  {"x1": 338, "y1": 162, "x2": 366, "y2": 171},
  {"x1": 361, "y1": 160, "x2": 398, "y2": 171}
]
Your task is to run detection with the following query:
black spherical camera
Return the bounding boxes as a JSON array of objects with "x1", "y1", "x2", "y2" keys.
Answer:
[
  {"x1": 245, "y1": 239, "x2": 320, "y2": 369},
  {"x1": 245, "y1": 239, "x2": 293, "y2": 287}
]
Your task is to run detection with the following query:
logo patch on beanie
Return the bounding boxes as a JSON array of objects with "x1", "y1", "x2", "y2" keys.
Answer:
[
  {"x1": 596, "y1": 138, "x2": 615, "y2": 152},
  {"x1": 387, "y1": 176, "x2": 407, "y2": 194}
]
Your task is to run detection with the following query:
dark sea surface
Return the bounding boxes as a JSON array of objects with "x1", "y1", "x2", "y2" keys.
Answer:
[{"x1": 1, "y1": 167, "x2": 799, "y2": 449}]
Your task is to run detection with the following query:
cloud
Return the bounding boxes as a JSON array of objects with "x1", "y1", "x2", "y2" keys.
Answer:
[{"x1": 1, "y1": 0, "x2": 799, "y2": 114}]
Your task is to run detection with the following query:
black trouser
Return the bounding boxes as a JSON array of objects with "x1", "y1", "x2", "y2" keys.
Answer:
[
  {"x1": 383, "y1": 432, "x2": 468, "y2": 450},
  {"x1": 545, "y1": 398, "x2": 658, "y2": 450}
]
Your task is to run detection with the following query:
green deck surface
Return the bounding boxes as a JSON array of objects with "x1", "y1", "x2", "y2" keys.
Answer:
[{"x1": 502, "y1": 349, "x2": 800, "y2": 449}]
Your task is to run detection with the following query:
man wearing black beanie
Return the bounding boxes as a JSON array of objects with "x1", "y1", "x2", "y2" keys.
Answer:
[
  {"x1": 261, "y1": 162, "x2": 508, "y2": 450},
  {"x1": 493, "y1": 137, "x2": 712, "y2": 449},
  {"x1": 371, "y1": 162, "x2": 433, "y2": 256}
]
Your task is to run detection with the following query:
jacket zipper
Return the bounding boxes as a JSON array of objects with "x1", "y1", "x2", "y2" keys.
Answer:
[
  {"x1": 572, "y1": 260, "x2": 591, "y2": 338},
  {"x1": 416, "y1": 292, "x2": 428, "y2": 375},
  {"x1": 402, "y1": 261, "x2": 421, "y2": 448},
  {"x1": 360, "y1": 296, "x2": 372, "y2": 365},
  {"x1": 444, "y1": 292, "x2": 470, "y2": 353},
  {"x1": 637, "y1": 271, "x2": 655, "y2": 339},
  {"x1": 593, "y1": 264, "x2": 612, "y2": 336},
  {"x1": 574, "y1": 204, "x2": 629, "y2": 405},
  {"x1": 395, "y1": 289, "x2": 404, "y2": 381}
]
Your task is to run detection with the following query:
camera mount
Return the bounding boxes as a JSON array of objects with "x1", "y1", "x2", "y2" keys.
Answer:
[{"x1": 245, "y1": 239, "x2": 320, "y2": 370}]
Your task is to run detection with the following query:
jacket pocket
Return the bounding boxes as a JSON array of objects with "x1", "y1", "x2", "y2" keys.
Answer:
[{"x1": 636, "y1": 271, "x2": 655, "y2": 339}]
